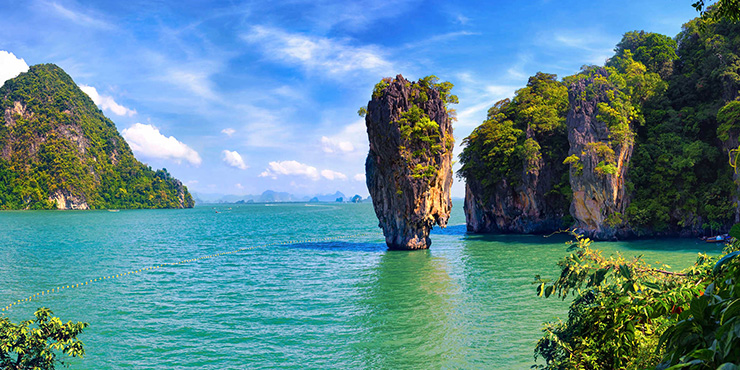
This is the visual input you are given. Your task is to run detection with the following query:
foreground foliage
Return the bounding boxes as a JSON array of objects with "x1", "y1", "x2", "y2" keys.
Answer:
[
  {"x1": 0, "y1": 308, "x2": 87, "y2": 369},
  {"x1": 533, "y1": 233, "x2": 740, "y2": 369}
]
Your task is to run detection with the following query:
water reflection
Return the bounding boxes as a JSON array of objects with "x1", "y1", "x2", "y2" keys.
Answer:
[{"x1": 354, "y1": 250, "x2": 466, "y2": 369}]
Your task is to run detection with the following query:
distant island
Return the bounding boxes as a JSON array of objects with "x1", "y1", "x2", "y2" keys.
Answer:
[
  {"x1": 0, "y1": 64, "x2": 193, "y2": 210},
  {"x1": 192, "y1": 190, "x2": 370, "y2": 204}
]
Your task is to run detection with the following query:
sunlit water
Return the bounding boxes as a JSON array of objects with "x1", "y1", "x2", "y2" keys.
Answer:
[{"x1": 0, "y1": 202, "x2": 721, "y2": 369}]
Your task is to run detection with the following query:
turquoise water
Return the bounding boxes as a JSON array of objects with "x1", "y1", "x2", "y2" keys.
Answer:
[{"x1": 0, "y1": 202, "x2": 721, "y2": 369}]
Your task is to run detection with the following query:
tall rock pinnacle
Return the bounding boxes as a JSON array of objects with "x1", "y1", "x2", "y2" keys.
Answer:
[{"x1": 364, "y1": 75, "x2": 455, "y2": 250}]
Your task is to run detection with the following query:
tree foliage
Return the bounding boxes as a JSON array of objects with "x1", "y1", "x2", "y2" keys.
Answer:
[
  {"x1": 0, "y1": 308, "x2": 88, "y2": 369},
  {"x1": 533, "y1": 233, "x2": 733, "y2": 370},
  {"x1": 458, "y1": 72, "x2": 570, "y2": 205}
]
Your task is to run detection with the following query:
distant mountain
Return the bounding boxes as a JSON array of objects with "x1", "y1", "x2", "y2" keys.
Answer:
[
  {"x1": 192, "y1": 190, "x2": 368, "y2": 204},
  {"x1": 0, "y1": 64, "x2": 193, "y2": 210},
  {"x1": 315, "y1": 191, "x2": 346, "y2": 202}
]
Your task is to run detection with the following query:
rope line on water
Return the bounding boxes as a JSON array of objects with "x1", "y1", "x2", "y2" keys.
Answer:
[{"x1": 2, "y1": 232, "x2": 379, "y2": 313}]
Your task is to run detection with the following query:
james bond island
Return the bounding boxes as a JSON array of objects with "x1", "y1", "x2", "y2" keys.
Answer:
[{"x1": 363, "y1": 75, "x2": 456, "y2": 250}]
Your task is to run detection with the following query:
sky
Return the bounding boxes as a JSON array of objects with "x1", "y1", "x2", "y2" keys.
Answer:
[{"x1": 0, "y1": 0, "x2": 701, "y2": 199}]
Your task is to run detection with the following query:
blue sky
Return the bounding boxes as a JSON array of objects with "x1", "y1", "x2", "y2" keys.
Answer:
[{"x1": 0, "y1": 0, "x2": 700, "y2": 198}]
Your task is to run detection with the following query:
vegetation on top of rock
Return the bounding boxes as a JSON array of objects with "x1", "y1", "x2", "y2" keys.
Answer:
[
  {"x1": 625, "y1": 16, "x2": 739, "y2": 234},
  {"x1": 458, "y1": 72, "x2": 569, "y2": 201},
  {"x1": 372, "y1": 75, "x2": 457, "y2": 183},
  {"x1": 0, "y1": 64, "x2": 194, "y2": 210}
]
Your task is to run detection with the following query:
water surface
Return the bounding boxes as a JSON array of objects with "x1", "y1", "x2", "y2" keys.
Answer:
[{"x1": 0, "y1": 202, "x2": 720, "y2": 369}]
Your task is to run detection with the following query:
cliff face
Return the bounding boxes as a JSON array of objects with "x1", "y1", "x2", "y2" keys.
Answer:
[
  {"x1": 464, "y1": 147, "x2": 568, "y2": 234},
  {"x1": 0, "y1": 64, "x2": 194, "y2": 210},
  {"x1": 566, "y1": 68, "x2": 633, "y2": 239},
  {"x1": 460, "y1": 73, "x2": 571, "y2": 235},
  {"x1": 365, "y1": 75, "x2": 454, "y2": 250}
]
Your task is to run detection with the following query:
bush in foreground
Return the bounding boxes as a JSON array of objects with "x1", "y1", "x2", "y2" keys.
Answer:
[{"x1": 0, "y1": 307, "x2": 87, "y2": 369}]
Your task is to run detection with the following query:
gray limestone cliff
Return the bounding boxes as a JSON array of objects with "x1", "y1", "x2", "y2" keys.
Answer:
[
  {"x1": 365, "y1": 75, "x2": 454, "y2": 250},
  {"x1": 566, "y1": 68, "x2": 633, "y2": 239}
]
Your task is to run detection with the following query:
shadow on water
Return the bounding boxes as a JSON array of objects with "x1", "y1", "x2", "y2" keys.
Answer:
[
  {"x1": 278, "y1": 241, "x2": 387, "y2": 253},
  {"x1": 431, "y1": 223, "x2": 467, "y2": 235},
  {"x1": 464, "y1": 231, "x2": 572, "y2": 245}
]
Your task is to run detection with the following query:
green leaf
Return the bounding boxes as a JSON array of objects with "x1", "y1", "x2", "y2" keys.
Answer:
[
  {"x1": 721, "y1": 299, "x2": 740, "y2": 325},
  {"x1": 717, "y1": 363, "x2": 739, "y2": 370},
  {"x1": 714, "y1": 251, "x2": 740, "y2": 275}
]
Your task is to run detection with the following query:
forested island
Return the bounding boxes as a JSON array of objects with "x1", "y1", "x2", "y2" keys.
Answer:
[
  {"x1": 459, "y1": 13, "x2": 740, "y2": 239},
  {"x1": 0, "y1": 64, "x2": 193, "y2": 210}
]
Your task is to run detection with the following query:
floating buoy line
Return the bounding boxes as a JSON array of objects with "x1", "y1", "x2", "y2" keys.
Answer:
[{"x1": 2, "y1": 232, "x2": 379, "y2": 313}]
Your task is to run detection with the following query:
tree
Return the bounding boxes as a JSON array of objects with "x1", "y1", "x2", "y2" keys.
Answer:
[
  {"x1": 692, "y1": 0, "x2": 740, "y2": 21},
  {"x1": 0, "y1": 308, "x2": 88, "y2": 369}
]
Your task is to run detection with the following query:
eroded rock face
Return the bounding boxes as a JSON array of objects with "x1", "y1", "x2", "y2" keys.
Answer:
[
  {"x1": 464, "y1": 153, "x2": 568, "y2": 234},
  {"x1": 566, "y1": 68, "x2": 633, "y2": 239},
  {"x1": 365, "y1": 75, "x2": 454, "y2": 250}
]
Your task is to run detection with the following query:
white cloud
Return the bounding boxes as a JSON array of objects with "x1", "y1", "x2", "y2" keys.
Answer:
[
  {"x1": 221, "y1": 128, "x2": 236, "y2": 136},
  {"x1": 44, "y1": 1, "x2": 113, "y2": 29},
  {"x1": 235, "y1": 183, "x2": 244, "y2": 189},
  {"x1": 543, "y1": 31, "x2": 618, "y2": 66},
  {"x1": 320, "y1": 169, "x2": 347, "y2": 181},
  {"x1": 121, "y1": 123, "x2": 201, "y2": 165},
  {"x1": 321, "y1": 136, "x2": 354, "y2": 154},
  {"x1": 259, "y1": 160, "x2": 320, "y2": 180},
  {"x1": 79, "y1": 85, "x2": 136, "y2": 116},
  {"x1": 165, "y1": 68, "x2": 217, "y2": 100},
  {"x1": 243, "y1": 26, "x2": 394, "y2": 77},
  {"x1": 320, "y1": 119, "x2": 368, "y2": 157},
  {"x1": 221, "y1": 150, "x2": 248, "y2": 170},
  {"x1": 353, "y1": 173, "x2": 366, "y2": 182},
  {"x1": 0, "y1": 51, "x2": 29, "y2": 87}
]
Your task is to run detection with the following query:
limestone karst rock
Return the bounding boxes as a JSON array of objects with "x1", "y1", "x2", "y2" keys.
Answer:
[
  {"x1": 460, "y1": 73, "x2": 571, "y2": 234},
  {"x1": 566, "y1": 68, "x2": 633, "y2": 239},
  {"x1": 364, "y1": 75, "x2": 455, "y2": 250}
]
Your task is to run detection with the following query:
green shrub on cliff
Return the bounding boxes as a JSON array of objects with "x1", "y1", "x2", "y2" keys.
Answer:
[
  {"x1": 626, "y1": 17, "x2": 739, "y2": 233},
  {"x1": 459, "y1": 72, "x2": 569, "y2": 205},
  {"x1": 370, "y1": 75, "x2": 457, "y2": 184},
  {"x1": 0, "y1": 64, "x2": 194, "y2": 210}
]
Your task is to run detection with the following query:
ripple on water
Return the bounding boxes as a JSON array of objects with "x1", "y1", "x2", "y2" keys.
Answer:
[{"x1": 0, "y1": 202, "x2": 720, "y2": 369}]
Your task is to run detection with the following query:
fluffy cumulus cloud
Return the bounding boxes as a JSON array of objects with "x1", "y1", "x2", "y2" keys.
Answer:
[
  {"x1": 353, "y1": 173, "x2": 366, "y2": 182},
  {"x1": 320, "y1": 136, "x2": 354, "y2": 154},
  {"x1": 0, "y1": 51, "x2": 29, "y2": 87},
  {"x1": 221, "y1": 150, "x2": 248, "y2": 170},
  {"x1": 221, "y1": 128, "x2": 236, "y2": 136},
  {"x1": 320, "y1": 169, "x2": 347, "y2": 181},
  {"x1": 121, "y1": 123, "x2": 201, "y2": 165},
  {"x1": 260, "y1": 160, "x2": 320, "y2": 180},
  {"x1": 79, "y1": 85, "x2": 136, "y2": 116},
  {"x1": 243, "y1": 26, "x2": 393, "y2": 76}
]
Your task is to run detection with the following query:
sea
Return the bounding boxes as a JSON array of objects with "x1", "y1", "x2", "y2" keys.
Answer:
[{"x1": 0, "y1": 201, "x2": 721, "y2": 369}]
